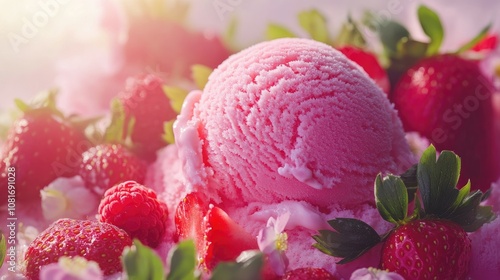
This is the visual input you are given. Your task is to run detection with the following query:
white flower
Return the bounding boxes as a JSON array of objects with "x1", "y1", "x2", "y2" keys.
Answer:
[
  {"x1": 41, "y1": 176, "x2": 99, "y2": 221},
  {"x1": 350, "y1": 267, "x2": 405, "y2": 280},
  {"x1": 40, "y1": 256, "x2": 103, "y2": 280},
  {"x1": 257, "y1": 211, "x2": 291, "y2": 276}
]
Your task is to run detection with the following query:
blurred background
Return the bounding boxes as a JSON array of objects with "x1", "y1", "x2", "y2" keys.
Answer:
[{"x1": 0, "y1": 0, "x2": 499, "y2": 113}]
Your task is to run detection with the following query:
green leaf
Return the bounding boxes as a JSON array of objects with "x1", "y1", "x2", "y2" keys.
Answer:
[
  {"x1": 455, "y1": 23, "x2": 492, "y2": 53},
  {"x1": 266, "y1": 23, "x2": 297, "y2": 40},
  {"x1": 396, "y1": 38, "x2": 429, "y2": 59},
  {"x1": 0, "y1": 231, "x2": 6, "y2": 269},
  {"x1": 417, "y1": 145, "x2": 461, "y2": 216},
  {"x1": 312, "y1": 218, "x2": 381, "y2": 264},
  {"x1": 163, "y1": 86, "x2": 189, "y2": 114},
  {"x1": 335, "y1": 15, "x2": 366, "y2": 47},
  {"x1": 399, "y1": 164, "x2": 418, "y2": 202},
  {"x1": 362, "y1": 11, "x2": 410, "y2": 56},
  {"x1": 450, "y1": 192, "x2": 496, "y2": 232},
  {"x1": 14, "y1": 98, "x2": 31, "y2": 112},
  {"x1": 417, "y1": 5, "x2": 444, "y2": 55},
  {"x1": 211, "y1": 250, "x2": 264, "y2": 280},
  {"x1": 191, "y1": 64, "x2": 213, "y2": 90},
  {"x1": 163, "y1": 120, "x2": 175, "y2": 144},
  {"x1": 167, "y1": 240, "x2": 200, "y2": 280},
  {"x1": 223, "y1": 16, "x2": 240, "y2": 52},
  {"x1": 298, "y1": 9, "x2": 329, "y2": 43},
  {"x1": 104, "y1": 98, "x2": 126, "y2": 143},
  {"x1": 375, "y1": 174, "x2": 408, "y2": 224},
  {"x1": 123, "y1": 239, "x2": 165, "y2": 280}
]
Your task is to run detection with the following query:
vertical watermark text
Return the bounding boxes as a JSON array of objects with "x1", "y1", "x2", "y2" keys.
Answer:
[{"x1": 6, "y1": 166, "x2": 17, "y2": 273}]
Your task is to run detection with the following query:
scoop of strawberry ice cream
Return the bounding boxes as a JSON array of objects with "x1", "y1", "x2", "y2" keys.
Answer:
[{"x1": 174, "y1": 38, "x2": 415, "y2": 209}]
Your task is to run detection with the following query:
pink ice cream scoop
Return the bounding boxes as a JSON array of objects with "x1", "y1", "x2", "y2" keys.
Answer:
[{"x1": 174, "y1": 38, "x2": 414, "y2": 209}]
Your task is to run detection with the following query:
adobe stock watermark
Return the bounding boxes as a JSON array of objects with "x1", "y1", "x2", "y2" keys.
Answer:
[
  {"x1": 212, "y1": 0, "x2": 242, "y2": 21},
  {"x1": 7, "y1": 0, "x2": 71, "y2": 53},
  {"x1": 430, "y1": 75, "x2": 495, "y2": 144}
]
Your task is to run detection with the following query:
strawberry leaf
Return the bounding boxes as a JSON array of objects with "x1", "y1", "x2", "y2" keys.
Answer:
[
  {"x1": 298, "y1": 9, "x2": 329, "y2": 43},
  {"x1": 266, "y1": 24, "x2": 297, "y2": 40},
  {"x1": 399, "y1": 164, "x2": 418, "y2": 202},
  {"x1": 104, "y1": 98, "x2": 127, "y2": 143},
  {"x1": 0, "y1": 231, "x2": 5, "y2": 269},
  {"x1": 123, "y1": 239, "x2": 165, "y2": 280},
  {"x1": 211, "y1": 250, "x2": 264, "y2": 280},
  {"x1": 417, "y1": 5, "x2": 444, "y2": 55},
  {"x1": 167, "y1": 240, "x2": 200, "y2": 280},
  {"x1": 363, "y1": 12, "x2": 410, "y2": 56},
  {"x1": 163, "y1": 86, "x2": 189, "y2": 114},
  {"x1": 417, "y1": 145, "x2": 461, "y2": 216},
  {"x1": 375, "y1": 174, "x2": 408, "y2": 224},
  {"x1": 455, "y1": 23, "x2": 492, "y2": 53},
  {"x1": 312, "y1": 218, "x2": 381, "y2": 264},
  {"x1": 335, "y1": 15, "x2": 366, "y2": 48},
  {"x1": 191, "y1": 65, "x2": 213, "y2": 90},
  {"x1": 163, "y1": 119, "x2": 175, "y2": 144}
]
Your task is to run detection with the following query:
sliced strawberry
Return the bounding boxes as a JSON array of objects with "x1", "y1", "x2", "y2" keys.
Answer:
[
  {"x1": 174, "y1": 192, "x2": 209, "y2": 253},
  {"x1": 203, "y1": 206, "x2": 258, "y2": 271},
  {"x1": 282, "y1": 267, "x2": 337, "y2": 280}
]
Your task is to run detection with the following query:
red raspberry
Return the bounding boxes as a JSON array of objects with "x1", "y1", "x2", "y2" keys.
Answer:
[{"x1": 98, "y1": 181, "x2": 168, "y2": 247}]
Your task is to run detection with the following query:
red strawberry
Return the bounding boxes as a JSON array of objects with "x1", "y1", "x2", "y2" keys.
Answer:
[
  {"x1": 392, "y1": 54, "x2": 499, "y2": 191},
  {"x1": 24, "y1": 218, "x2": 132, "y2": 280},
  {"x1": 79, "y1": 144, "x2": 147, "y2": 195},
  {"x1": 381, "y1": 219, "x2": 471, "y2": 280},
  {"x1": 120, "y1": 74, "x2": 177, "y2": 161},
  {"x1": 282, "y1": 267, "x2": 337, "y2": 280},
  {"x1": 203, "y1": 206, "x2": 258, "y2": 271},
  {"x1": 0, "y1": 107, "x2": 86, "y2": 203},
  {"x1": 338, "y1": 46, "x2": 390, "y2": 93},
  {"x1": 98, "y1": 181, "x2": 168, "y2": 248},
  {"x1": 174, "y1": 192, "x2": 209, "y2": 252},
  {"x1": 312, "y1": 146, "x2": 494, "y2": 280}
]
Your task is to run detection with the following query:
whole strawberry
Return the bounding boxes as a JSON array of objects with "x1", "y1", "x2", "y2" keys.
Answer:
[
  {"x1": 79, "y1": 144, "x2": 147, "y2": 195},
  {"x1": 392, "y1": 54, "x2": 499, "y2": 191},
  {"x1": 24, "y1": 218, "x2": 132, "y2": 280},
  {"x1": 119, "y1": 74, "x2": 177, "y2": 161},
  {"x1": 313, "y1": 145, "x2": 495, "y2": 280},
  {"x1": 338, "y1": 46, "x2": 390, "y2": 94},
  {"x1": 98, "y1": 181, "x2": 168, "y2": 247},
  {"x1": 0, "y1": 99, "x2": 86, "y2": 203},
  {"x1": 381, "y1": 219, "x2": 471, "y2": 279}
]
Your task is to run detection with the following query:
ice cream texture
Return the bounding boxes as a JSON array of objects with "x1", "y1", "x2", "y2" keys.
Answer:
[{"x1": 174, "y1": 38, "x2": 415, "y2": 209}]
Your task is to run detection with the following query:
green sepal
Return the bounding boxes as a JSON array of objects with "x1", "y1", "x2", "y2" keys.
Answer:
[
  {"x1": 448, "y1": 191, "x2": 496, "y2": 232},
  {"x1": 375, "y1": 174, "x2": 408, "y2": 224},
  {"x1": 399, "y1": 164, "x2": 418, "y2": 202},
  {"x1": 312, "y1": 218, "x2": 381, "y2": 264},
  {"x1": 417, "y1": 145, "x2": 496, "y2": 231},
  {"x1": 417, "y1": 5, "x2": 444, "y2": 55},
  {"x1": 298, "y1": 9, "x2": 329, "y2": 43},
  {"x1": 396, "y1": 37, "x2": 429, "y2": 60},
  {"x1": 167, "y1": 240, "x2": 200, "y2": 280},
  {"x1": 211, "y1": 250, "x2": 264, "y2": 280},
  {"x1": 223, "y1": 16, "x2": 240, "y2": 52},
  {"x1": 163, "y1": 86, "x2": 189, "y2": 114},
  {"x1": 191, "y1": 64, "x2": 213, "y2": 90},
  {"x1": 455, "y1": 23, "x2": 492, "y2": 53},
  {"x1": 335, "y1": 15, "x2": 366, "y2": 48},
  {"x1": 266, "y1": 24, "x2": 297, "y2": 40},
  {"x1": 0, "y1": 231, "x2": 6, "y2": 269},
  {"x1": 123, "y1": 239, "x2": 165, "y2": 280},
  {"x1": 14, "y1": 90, "x2": 64, "y2": 119},
  {"x1": 162, "y1": 119, "x2": 176, "y2": 144},
  {"x1": 417, "y1": 145, "x2": 461, "y2": 216},
  {"x1": 363, "y1": 12, "x2": 410, "y2": 56}
]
